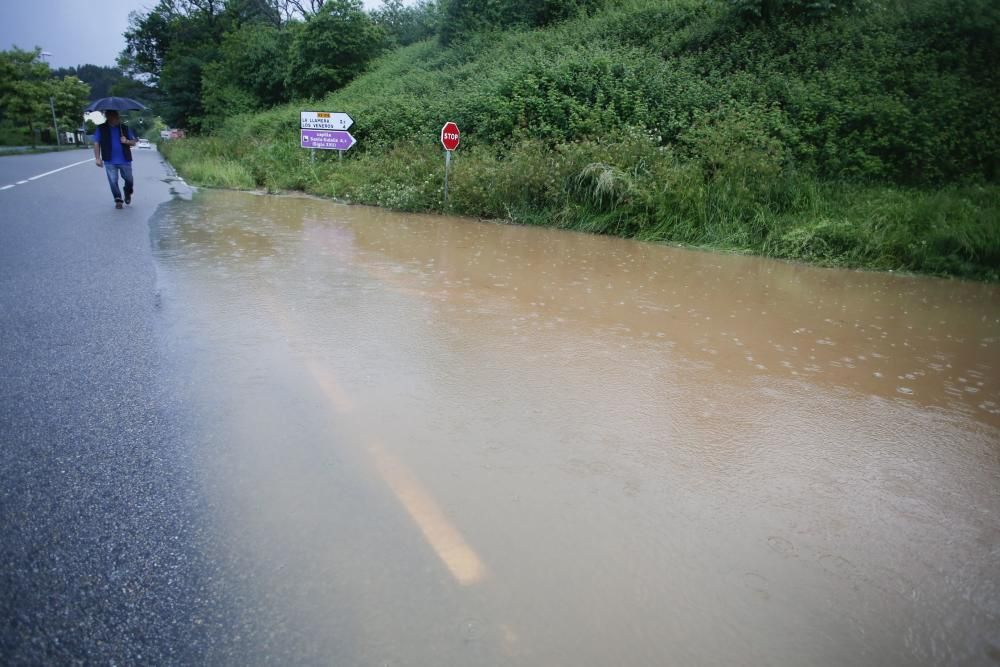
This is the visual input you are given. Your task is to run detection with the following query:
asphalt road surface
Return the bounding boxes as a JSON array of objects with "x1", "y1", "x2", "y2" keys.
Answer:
[{"x1": 0, "y1": 149, "x2": 242, "y2": 665}]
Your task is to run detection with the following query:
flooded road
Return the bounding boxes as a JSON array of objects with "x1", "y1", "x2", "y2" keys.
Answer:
[{"x1": 150, "y1": 190, "x2": 1000, "y2": 666}]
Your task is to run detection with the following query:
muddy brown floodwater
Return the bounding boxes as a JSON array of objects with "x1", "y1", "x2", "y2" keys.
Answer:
[{"x1": 150, "y1": 190, "x2": 999, "y2": 666}]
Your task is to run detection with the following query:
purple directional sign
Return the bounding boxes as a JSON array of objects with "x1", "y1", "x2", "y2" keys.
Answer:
[{"x1": 301, "y1": 129, "x2": 356, "y2": 151}]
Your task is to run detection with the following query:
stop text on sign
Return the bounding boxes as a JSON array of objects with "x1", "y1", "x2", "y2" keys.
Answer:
[{"x1": 441, "y1": 122, "x2": 460, "y2": 151}]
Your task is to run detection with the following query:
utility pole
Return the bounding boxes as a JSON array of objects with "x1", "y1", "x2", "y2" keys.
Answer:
[
  {"x1": 40, "y1": 52, "x2": 59, "y2": 147},
  {"x1": 50, "y1": 97, "x2": 60, "y2": 147}
]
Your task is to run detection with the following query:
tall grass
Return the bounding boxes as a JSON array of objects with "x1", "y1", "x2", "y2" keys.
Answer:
[
  {"x1": 162, "y1": 139, "x2": 255, "y2": 189},
  {"x1": 162, "y1": 133, "x2": 999, "y2": 280},
  {"x1": 178, "y1": 159, "x2": 255, "y2": 189}
]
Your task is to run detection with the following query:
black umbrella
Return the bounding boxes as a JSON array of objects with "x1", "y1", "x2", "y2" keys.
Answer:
[{"x1": 84, "y1": 96, "x2": 148, "y2": 112}]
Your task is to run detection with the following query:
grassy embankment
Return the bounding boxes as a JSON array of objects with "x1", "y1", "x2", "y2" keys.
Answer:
[{"x1": 162, "y1": 0, "x2": 1000, "y2": 280}]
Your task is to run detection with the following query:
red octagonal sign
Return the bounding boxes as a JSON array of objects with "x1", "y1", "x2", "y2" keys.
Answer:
[{"x1": 440, "y1": 121, "x2": 460, "y2": 151}]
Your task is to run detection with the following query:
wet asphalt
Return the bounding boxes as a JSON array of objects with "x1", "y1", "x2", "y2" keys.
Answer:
[{"x1": 0, "y1": 150, "x2": 239, "y2": 665}]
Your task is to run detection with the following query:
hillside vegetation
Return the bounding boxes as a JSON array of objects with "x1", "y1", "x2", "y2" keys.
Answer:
[{"x1": 162, "y1": 0, "x2": 1000, "y2": 279}]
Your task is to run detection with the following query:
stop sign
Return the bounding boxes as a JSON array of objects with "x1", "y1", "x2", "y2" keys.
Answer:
[{"x1": 440, "y1": 122, "x2": 460, "y2": 151}]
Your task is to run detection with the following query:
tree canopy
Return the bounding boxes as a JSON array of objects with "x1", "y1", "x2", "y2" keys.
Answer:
[
  {"x1": 0, "y1": 47, "x2": 91, "y2": 145},
  {"x1": 119, "y1": 0, "x2": 600, "y2": 130},
  {"x1": 285, "y1": 0, "x2": 386, "y2": 100}
]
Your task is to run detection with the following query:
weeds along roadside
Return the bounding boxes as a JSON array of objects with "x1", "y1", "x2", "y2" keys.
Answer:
[{"x1": 160, "y1": 133, "x2": 999, "y2": 282}]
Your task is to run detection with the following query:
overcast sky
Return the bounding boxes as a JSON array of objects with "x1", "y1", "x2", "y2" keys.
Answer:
[{"x1": 1, "y1": 0, "x2": 390, "y2": 70}]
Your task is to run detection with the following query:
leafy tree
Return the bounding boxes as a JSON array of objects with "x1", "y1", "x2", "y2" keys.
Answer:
[
  {"x1": 0, "y1": 48, "x2": 91, "y2": 144},
  {"x1": 372, "y1": 0, "x2": 440, "y2": 47},
  {"x1": 438, "y1": 0, "x2": 512, "y2": 45},
  {"x1": 278, "y1": 0, "x2": 326, "y2": 21},
  {"x1": 121, "y1": 0, "x2": 229, "y2": 129},
  {"x1": 120, "y1": 2, "x2": 179, "y2": 85},
  {"x1": 120, "y1": 0, "x2": 408, "y2": 128},
  {"x1": 285, "y1": 0, "x2": 386, "y2": 99},
  {"x1": 725, "y1": 0, "x2": 871, "y2": 21},
  {"x1": 225, "y1": 0, "x2": 283, "y2": 26},
  {"x1": 48, "y1": 75, "x2": 90, "y2": 135},
  {"x1": 203, "y1": 22, "x2": 294, "y2": 114},
  {"x1": 52, "y1": 64, "x2": 127, "y2": 101},
  {"x1": 110, "y1": 74, "x2": 158, "y2": 102},
  {"x1": 161, "y1": 49, "x2": 216, "y2": 129},
  {"x1": 439, "y1": 0, "x2": 603, "y2": 45},
  {"x1": 200, "y1": 61, "x2": 258, "y2": 129},
  {"x1": 532, "y1": 0, "x2": 605, "y2": 26},
  {"x1": 0, "y1": 47, "x2": 55, "y2": 145}
]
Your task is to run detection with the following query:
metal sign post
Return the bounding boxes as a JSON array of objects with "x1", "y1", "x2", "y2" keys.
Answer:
[
  {"x1": 444, "y1": 150, "x2": 451, "y2": 205},
  {"x1": 440, "y1": 122, "x2": 460, "y2": 206}
]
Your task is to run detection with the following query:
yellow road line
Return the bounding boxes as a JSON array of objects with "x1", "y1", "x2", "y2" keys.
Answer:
[
  {"x1": 260, "y1": 274, "x2": 488, "y2": 586},
  {"x1": 307, "y1": 364, "x2": 356, "y2": 415},
  {"x1": 368, "y1": 440, "x2": 487, "y2": 586}
]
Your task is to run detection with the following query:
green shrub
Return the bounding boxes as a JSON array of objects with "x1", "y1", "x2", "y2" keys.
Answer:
[
  {"x1": 726, "y1": 0, "x2": 872, "y2": 22},
  {"x1": 439, "y1": 0, "x2": 604, "y2": 45}
]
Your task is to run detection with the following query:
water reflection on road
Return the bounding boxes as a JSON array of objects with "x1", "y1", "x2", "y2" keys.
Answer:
[{"x1": 151, "y1": 190, "x2": 1000, "y2": 666}]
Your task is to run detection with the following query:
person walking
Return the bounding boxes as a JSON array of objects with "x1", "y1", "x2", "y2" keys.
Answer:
[{"x1": 93, "y1": 110, "x2": 138, "y2": 209}]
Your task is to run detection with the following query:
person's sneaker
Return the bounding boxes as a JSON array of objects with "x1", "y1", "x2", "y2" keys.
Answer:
[
  {"x1": 115, "y1": 200, "x2": 123, "y2": 209},
  {"x1": 124, "y1": 191, "x2": 132, "y2": 205}
]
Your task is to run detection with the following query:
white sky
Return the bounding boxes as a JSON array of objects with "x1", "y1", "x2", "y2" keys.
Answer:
[{"x1": 1, "y1": 0, "x2": 392, "y2": 69}]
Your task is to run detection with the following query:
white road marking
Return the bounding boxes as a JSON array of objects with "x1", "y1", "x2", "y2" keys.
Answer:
[
  {"x1": 26, "y1": 158, "x2": 94, "y2": 180},
  {"x1": 2, "y1": 158, "x2": 93, "y2": 191}
]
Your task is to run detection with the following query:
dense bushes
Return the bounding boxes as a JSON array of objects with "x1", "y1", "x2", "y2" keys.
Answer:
[
  {"x1": 163, "y1": 0, "x2": 1000, "y2": 279},
  {"x1": 439, "y1": 0, "x2": 604, "y2": 45},
  {"x1": 726, "y1": 0, "x2": 872, "y2": 21},
  {"x1": 286, "y1": 0, "x2": 997, "y2": 186}
]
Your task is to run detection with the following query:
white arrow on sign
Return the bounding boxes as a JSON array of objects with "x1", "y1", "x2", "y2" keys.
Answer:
[{"x1": 301, "y1": 111, "x2": 354, "y2": 130}]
